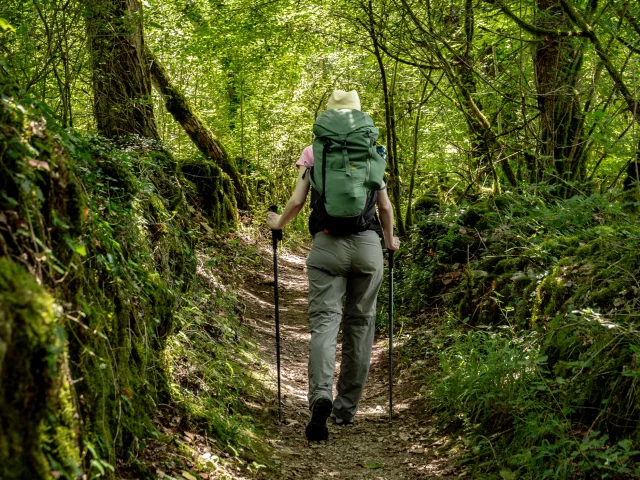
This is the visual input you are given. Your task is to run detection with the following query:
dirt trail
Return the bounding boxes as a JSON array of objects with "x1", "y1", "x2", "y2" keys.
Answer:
[{"x1": 239, "y1": 244, "x2": 462, "y2": 479}]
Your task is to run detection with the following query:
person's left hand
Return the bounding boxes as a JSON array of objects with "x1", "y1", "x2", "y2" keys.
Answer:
[{"x1": 266, "y1": 212, "x2": 281, "y2": 230}]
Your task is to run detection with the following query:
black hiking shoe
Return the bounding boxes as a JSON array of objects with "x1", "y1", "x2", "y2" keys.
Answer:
[
  {"x1": 305, "y1": 398, "x2": 333, "y2": 442},
  {"x1": 332, "y1": 416, "x2": 354, "y2": 427}
]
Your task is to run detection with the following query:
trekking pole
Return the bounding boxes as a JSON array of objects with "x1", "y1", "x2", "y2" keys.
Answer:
[
  {"x1": 269, "y1": 205, "x2": 283, "y2": 423},
  {"x1": 388, "y1": 249, "x2": 394, "y2": 426}
]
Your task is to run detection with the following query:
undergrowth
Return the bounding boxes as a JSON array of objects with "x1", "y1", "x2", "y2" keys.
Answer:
[{"x1": 396, "y1": 188, "x2": 640, "y2": 479}]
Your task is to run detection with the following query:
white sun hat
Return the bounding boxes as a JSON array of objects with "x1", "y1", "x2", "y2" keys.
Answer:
[{"x1": 326, "y1": 90, "x2": 361, "y2": 111}]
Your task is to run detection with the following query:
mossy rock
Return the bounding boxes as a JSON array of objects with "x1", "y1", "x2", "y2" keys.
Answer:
[
  {"x1": 492, "y1": 195, "x2": 510, "y2": 210},
  {"x1": 459, "y1": 202, "x2": 500, "y2": 231},
  {"x1": 589, "y1": 281, "x2": 625, "y2": 308},
  {"x1": 414, "y1": 195, "x2": 440, "y2": 213},
  {"x1": 436, "y1": 232, "x2": 477, "y2": 264},
  {"x1": 0, "y1": 93, "x2": 227, "y2": 478},
  {"x1": 494, "y1": 257, "x2": 520, "y2": 274},
  {"x1": 181, "y1": 159, "x2": 237, "y2": 229},
  {"x1": 511, "y1": 271, "x2": 535, "y2": 293},
  {"x1": 532, "y1": 269, "x2": 573, "y2": 322},
  {"x1": 459, "y1": 205, "x2": 485, "y2": 228}
]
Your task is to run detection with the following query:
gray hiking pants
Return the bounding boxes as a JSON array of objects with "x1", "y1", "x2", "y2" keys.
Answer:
[{"x1": 306, "y1": 230, "x2": 383, "y2": 422}]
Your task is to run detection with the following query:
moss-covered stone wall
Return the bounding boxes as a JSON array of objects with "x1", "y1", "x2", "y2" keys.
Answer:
[
  {"x1": 0, "y1": 88, "x2": 237, "y2": 478},
  {"x1": 0, "y1": 258, "x2": 61, "y2": 479}
]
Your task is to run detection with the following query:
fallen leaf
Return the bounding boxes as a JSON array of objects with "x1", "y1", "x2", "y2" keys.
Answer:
[
  {"x1": 363, "y1": 462, "x2": 384, "y2": 469},
  {"x1": 182, "y1": 471, "x2": 198, "y2": 480}
]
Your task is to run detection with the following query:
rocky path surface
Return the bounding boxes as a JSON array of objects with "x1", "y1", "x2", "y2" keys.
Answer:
[{"x1": 239, "y1": 244, "x2": 462, "y2": 479}]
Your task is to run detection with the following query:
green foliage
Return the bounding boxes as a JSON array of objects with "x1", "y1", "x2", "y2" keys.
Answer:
[
  {"x1": 397, "y1": 189, "x2": 640, "y2": 478},
  {"x1": 4, "y1": 0, "x2": 640, "y2": 477}
]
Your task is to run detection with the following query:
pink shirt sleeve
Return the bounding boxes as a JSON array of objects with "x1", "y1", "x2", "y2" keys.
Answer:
[{"x1": 295, "y1": 145, "x2": 314, "y2": 169}]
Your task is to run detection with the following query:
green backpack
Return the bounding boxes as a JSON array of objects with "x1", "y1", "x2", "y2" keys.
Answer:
[{"x1": 308, "y1": 109, "x2": 386, "y2": 235}]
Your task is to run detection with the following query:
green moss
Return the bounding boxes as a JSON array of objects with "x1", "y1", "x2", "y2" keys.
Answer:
[
  {"x1": 590, "y1": 285, "x2": 622, "y2": 307},
  {"x1": 459, "y1": 199, "x2": 502, "y2": 231},
  {"x1": 575, "y1": 243, "x2": 593, "y2": 257},
  {"x1": 47, "y1": 370, "x2": 82, "y2": 475},
  {"x1": 539, "y1": 239, "x2": 563, "y2": 257},
  {"x1": 437, "y1": 230, "x2": 477, "y2": 263},
  {"x1": 181, "y1": 159, "x2": 237, "y2": 229},
  {"x1": 565, "y1": 246, "x2": 577, "y2": 256},
  {"x1": 0, "y1": 258, "x2": 60, "y2": 480},
  {"x1": 414, "y1": 195, "x2": 440, "y2": 213},
  {"x1": 0, "y1": 87, "x2": 272, "y2": 479},
  {"x1": 494, "y1": 258, "x2": 519, "y2": 274},
  {"x1": 399, "y1": 187, "x2": 640, "y2": 473},
  {"x1": 492, "y1": 195, "x2": 510, "y2": 210},
  {"x1": 512, "y1": 273, "x2": 534, "y2": 292}
]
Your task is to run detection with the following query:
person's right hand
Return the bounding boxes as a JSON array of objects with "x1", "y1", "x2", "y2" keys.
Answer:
[
  {"x1": 266, "y1": 211, "x2": 282, "y2": 230},
  {"x1": 386, "y1": 236, "x2": 400, "y2": 251}
]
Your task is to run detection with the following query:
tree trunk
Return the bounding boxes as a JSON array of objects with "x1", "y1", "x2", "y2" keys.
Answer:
[
  {"x1": 623, "y1": 139, "x2": 640, "y2": 195},
  {"x1": 83, "y1": 0, "x2": 158, "y2": 139},
  {"x1": 405, "y1": 77, "x2": 430, "y2": 229},
  {"x1": 147, "y1": 48, "x2": 251, "y2": 211},
  {"x1": 534, "y1": 0, "x2": 586, "y2": 189}
]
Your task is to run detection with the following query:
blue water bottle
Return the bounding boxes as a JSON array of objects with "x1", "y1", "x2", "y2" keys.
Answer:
[{"x1": 376, "y1": 144, "x2": 387, "y2": 162}]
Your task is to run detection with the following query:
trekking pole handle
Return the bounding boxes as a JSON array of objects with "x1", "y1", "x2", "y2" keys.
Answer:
[
  {"x1": 269, "y1": 205, "x2": 283, "y2": 249},
  {"x1": 389, "y1": 249, "x2": 394, "y2": 269}
]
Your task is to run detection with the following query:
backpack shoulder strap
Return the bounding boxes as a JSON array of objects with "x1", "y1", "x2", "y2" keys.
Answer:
[{"x1": 322, "y1": 139, "x2": 329, "y2": 197}]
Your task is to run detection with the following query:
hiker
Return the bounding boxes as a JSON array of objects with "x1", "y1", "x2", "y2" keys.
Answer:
[{"x1": 266, "y1": 90, "x2": 400, "y2": 442}]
